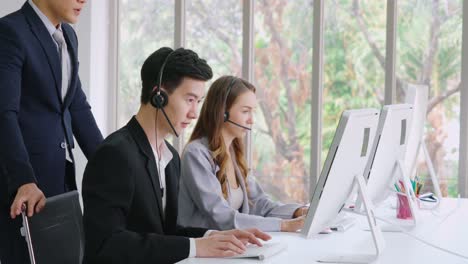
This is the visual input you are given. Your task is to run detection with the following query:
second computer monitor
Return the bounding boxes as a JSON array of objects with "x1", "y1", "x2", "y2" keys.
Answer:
[
  {"x1": 364, "y1": 104, "x2": 413, "y2": 207},
  {"x1": 302, "y1": 108, "x2": 380, "y2": 238}
]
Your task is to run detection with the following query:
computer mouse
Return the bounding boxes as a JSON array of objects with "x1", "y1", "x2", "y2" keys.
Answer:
[{"x1": 419, "y1": 192, "x2": 438, "y2": 203}]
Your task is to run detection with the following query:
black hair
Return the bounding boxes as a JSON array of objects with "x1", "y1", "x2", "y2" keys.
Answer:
[{"x1": 140, "y1": 47, "x2": 213, "y2": 104}]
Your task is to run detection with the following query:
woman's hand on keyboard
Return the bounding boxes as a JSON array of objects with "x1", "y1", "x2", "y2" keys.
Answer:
[
  {"x1": 293, "y1": 206, "x2": 309, "y2": 218},
  {"x1": 281, "y1": 216, "x2": 305, "y2": 232}
]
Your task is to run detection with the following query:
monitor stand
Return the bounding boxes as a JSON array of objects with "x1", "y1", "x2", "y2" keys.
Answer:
[
  {"x1": 404, "y1": 138, "x2": 443, "y2": 208},
  {"x1": 356, "y1": 159, "x2": 420, "y2": 232},
  {"x1": 318, "y1": 174, "x2": 385, "y2": 264},
  {"x1": 417, "y1": 139, "x2": 443, "y2": 204}
]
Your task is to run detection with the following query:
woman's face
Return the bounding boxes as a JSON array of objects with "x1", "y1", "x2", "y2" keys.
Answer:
[{"x1": 224, "y1": 90, "x2": 257, "y2": 139}]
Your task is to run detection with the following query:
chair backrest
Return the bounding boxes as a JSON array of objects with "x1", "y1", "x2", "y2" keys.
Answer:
[{"x1": 21, "y1": 191, "x2": 83, "y2": 264}]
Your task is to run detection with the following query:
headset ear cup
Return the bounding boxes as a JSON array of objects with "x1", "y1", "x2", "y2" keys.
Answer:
[
  {"x1": 151, "y1": 90, "x2": 169, "y2": 109},
  {"x1": 224, "y1": 111, "x2": 229, "y2": 122}
]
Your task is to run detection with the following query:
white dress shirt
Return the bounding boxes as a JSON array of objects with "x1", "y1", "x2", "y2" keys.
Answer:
[{"x1": 151, "y1": 142, "x2": 173, "y2": 212}]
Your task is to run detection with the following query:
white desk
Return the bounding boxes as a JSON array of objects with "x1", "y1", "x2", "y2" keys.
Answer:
[{"x1": 177, "y1": 198, "x2": 468, "y2": 264}]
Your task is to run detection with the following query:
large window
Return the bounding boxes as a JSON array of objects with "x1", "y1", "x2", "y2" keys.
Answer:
[
  {"x1": 253, "y1": 0, "x2": 313, "y2": 204},
  {"x1": 397, "y1": 0, "x2": 462, "y2": 197},
  {"x1": 184, "y1": 0, "x2": 243, "y2": 140},
  {"x1": 116, "y1": 1, "x2": 467, "y2": 198},
  {"x1": 322, "y1": 0, "x2": 386, "y2": 162},
  {"x1": 118, "y1": 0, "x2": 174, "y2": 127}
]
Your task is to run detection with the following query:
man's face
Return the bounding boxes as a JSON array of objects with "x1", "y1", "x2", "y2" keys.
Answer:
[
  {"x1": 47, "y1": 0, "x2": 86, "y2": 24},
  {"x1": 163, "y1": 78, "x2": 206, "y2": 136}
]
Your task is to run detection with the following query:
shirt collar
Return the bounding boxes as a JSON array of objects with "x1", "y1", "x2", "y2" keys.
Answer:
[
  {"x1": 152, "y1": 141, "x2": 174, "y2": 169},
  {"x1": 28, "y1": 0, "x2": 61, "y2": 36}
]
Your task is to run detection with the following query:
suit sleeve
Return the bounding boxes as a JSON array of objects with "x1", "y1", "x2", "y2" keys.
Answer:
[
  {"x1": 0, "y1": 21, "x2": 37, "y2": 201},
  {"x1": 82, "y1": 145, "x2": 190, "y2": 264},
  {"x1": 173, "y1": 224, "x2": 207, "y2": 238},
  {"x1": 180, "y1": 143, "x2": 282, "y2": 231},
  {"x1": 69, "y1": 76, "x2": 103, "y2": 158},
  {"x1": 67, "y1": 27, "x2": 103, "y2": 158}
]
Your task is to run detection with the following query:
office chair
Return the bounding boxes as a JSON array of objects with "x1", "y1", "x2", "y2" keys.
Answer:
[{"x1": 20, "y1": 191, "x2": 84, "y2": 264}]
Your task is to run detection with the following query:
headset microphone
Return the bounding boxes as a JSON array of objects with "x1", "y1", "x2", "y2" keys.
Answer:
[
  {"x1": 223, "y1": 77, "x2": 252, "y2": 131},
  {"x1": 227, "y1": 120, "x2": 252, "y2": 130}
]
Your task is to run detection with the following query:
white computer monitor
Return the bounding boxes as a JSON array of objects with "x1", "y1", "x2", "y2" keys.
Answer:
[
  {"x1": 403, "y1": 84, "x2": 442, "y2": 199},
  {"x1": 302, "y1": 109, "x2": 383, "y2": 263},
  {"x1": 364, "y1": 104, "x2": 414, "y2": 208},
  {"x1": 403, "y1": 84, "x2": 428, "y2": 180}
]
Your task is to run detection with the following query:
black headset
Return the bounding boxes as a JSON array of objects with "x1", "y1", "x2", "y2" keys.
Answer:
[
  {"x1": 150, "y1": 49, "x2": 179, "y2": 137},
  {"x1": 223, "y1": 76, "x2": 251, "y2": 131},
  {"x1": 150, "y1": 50, "x2": 173, "y2": 109}
]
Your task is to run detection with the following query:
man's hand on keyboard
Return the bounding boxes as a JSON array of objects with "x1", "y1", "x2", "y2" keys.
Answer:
[
  {"x1": 210, "y1": 228, "x2": 271, "y2": 246},
  {"x1": 195, "y1": 233, "x2": 246, "y2": 257}
]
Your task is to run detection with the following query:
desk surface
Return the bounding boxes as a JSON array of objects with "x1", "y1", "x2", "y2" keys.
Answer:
[{"x1": 177, "y1": 198, "x2": 468, "y2": 264}]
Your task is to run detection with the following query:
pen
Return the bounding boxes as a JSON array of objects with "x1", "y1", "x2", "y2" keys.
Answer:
[{"x1": 398, "y1": 180, "x2": 406, "y2": 193}]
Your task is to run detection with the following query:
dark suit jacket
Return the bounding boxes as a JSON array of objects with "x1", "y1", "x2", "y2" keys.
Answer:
[
  {"x1": 0, "y1": 3, "x2": 103, "y2": 263},
  {"x1": 82, "y1": 117, "x2": 207, "y2": 264},
  {"x1": 0, "y1": 2, "x2": 103, "y2": 203}
]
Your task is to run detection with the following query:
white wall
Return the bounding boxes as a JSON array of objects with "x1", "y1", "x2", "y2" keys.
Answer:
[
  {"x1": 0, "y1": 1, "x2": 115, "y2": 196},
  {"x1": 0, "y1": 0, "x2": 24, "y2": 17},
  {"x1": 74, "y1": 0, "x2": 116, "y2": 195}
]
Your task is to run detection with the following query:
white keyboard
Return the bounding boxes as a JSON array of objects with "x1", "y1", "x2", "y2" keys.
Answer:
[{"x1": 226, "y1": 242, "x2": 287, "y2": 260}]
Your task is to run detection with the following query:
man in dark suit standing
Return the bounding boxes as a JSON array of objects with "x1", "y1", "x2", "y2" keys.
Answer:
[
  {"x1": 0, "y1": 0, "x2": 103, "y2": 263},
  {"x1": 82, "y1": 47, "x2": 270, "y2": 264}
]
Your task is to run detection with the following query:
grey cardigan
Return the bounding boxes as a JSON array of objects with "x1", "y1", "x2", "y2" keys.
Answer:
[{"x1": 178, "y1": 138, "x2": 301, "y2": 231}]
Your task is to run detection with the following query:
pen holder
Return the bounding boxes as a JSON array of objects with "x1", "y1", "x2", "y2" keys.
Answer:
[{"x1": 396, "y1": 192, "x2": 413, "y2": 219}]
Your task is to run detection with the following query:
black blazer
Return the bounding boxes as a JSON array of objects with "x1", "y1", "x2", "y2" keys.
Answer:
[
  {"x1": 0, "y1": 2, "x2": 103, "y2": 202},
  {"x1": 0, "y1": 3, "x2": 102, "y2": 263},
  {"x1": 82, "y1": 117, "x2": 207, "y2": 264}
]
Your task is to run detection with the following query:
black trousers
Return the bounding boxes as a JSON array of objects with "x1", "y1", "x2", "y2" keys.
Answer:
[{"x1": 0, "y1": 160, "x2": 75, "y2": 264}]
